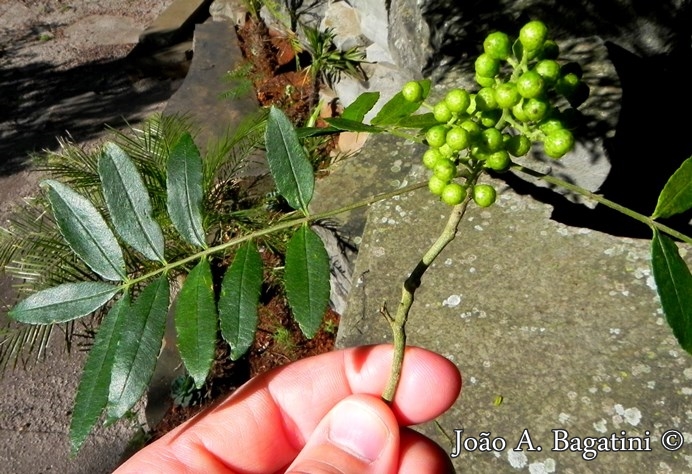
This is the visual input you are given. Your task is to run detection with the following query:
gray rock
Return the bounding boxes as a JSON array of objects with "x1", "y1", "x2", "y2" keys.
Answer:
[
  {"x1": 64, "y1": 15, "x2": 142, "y2": 46},
  {"x1": 320, "y1": 1, "x2": 368, "y2": 51},
  {"x1": 346, "y1": 0, "x2": 389, "y2": 53},
  {"x1": 209, "y1": 0, "x2": 247, "y2": 25},
  {"x1": 324, "y1": 131, "x2": 692, "y2": 473},
  {"x1": 333, "y1": 61, "x2": 415, "y2": 122},
  {"x1": 163, "y1": 18, "x2": 268, "y2": 178},
  {"x1": 312, "y1": 224, "x2": 356, "y2": 316},
  {"x1": 389, "y1": 0, "x2": 431, "y2": 77}
]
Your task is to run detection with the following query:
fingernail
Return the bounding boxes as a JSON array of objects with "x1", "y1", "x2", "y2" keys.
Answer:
[{"x1": 327, "y1": 399, "x2": 390, "y2": 463}]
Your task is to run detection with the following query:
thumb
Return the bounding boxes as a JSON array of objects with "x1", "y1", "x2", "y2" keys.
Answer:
[{"x1": 285, "y1": 394, "x2": 400, "y2": 474}]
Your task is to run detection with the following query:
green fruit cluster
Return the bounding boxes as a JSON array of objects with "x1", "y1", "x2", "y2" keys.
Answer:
[{"x1": 401, "y1": 20, "x2": 587, "y2": 208}]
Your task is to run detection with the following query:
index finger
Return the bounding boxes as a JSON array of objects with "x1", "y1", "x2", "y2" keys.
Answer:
[{"x1": 116, "y1": 344, "x2": 461, "y2": 473}]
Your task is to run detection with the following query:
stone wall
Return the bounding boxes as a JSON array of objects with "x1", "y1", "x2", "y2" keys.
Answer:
[{"x1": 325, "y1": 0, "x2": 691, "y2": 76}]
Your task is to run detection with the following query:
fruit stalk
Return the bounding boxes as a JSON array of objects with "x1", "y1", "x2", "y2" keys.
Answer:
[{"x1": 382, "y1": 194, "x2": 472, "y2": 401}]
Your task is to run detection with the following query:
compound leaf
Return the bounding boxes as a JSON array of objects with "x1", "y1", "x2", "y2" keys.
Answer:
[
  {"x1": 43, "y1": 180, "x2": 125, "y2": 281},
  {"x1": 175, "y1": 259, "x2": 217, "y2": 388},
  {"x1": 652, "y1": 156, "x2": 692, "y2": 219},
  {"x1": 284, "y1": 226, "x2": 330, "y2": 339},
  {"x1": 99, "y1": 142, "x2": 165, "y2": 262},
  {"x1": 107, "y1": 275, "x2": 169, "y2": 421},
  {"x1": 9, "y1": 282, "x2": 119, "y2": 324},
  {"x1": 167, "y1": 133, "x2": 206, "y2": 248},
  {"x1": 342, "y1": 92, "x2": 380, "y2": 122},
  {"x1": 218, "y1": 242, "x2": 263, "y2": 360},
  {"x1": 265, "y1": 106, "x2": 314, "y2": 212},
  {"x1": 651, "y1": 229, "x2": 692, "y2": 354},
  {"x1": 371, "y1": 79, "x2": 431, "y2": 126},
  {"x1": 70, "y1": 294, "x2": 129, "y2": 454}
]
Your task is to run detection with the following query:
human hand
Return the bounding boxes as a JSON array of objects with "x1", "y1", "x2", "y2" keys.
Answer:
[{"x1": 114, "y1": 344, "x2": 462, "y2": 473}]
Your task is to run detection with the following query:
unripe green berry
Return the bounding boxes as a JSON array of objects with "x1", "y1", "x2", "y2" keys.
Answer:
[
  {"x1": 523, "y1": 97, "x2": 550, "y2": 122},
  {"x1": 494, "y1": 82, "x2": 521, "y2": 109},
  {"x1": 512, "y1": 100, "x2": 529, "y2": 122},
  {"x1": 479, "y1": 127, "x2": 504, "y2": 152},
  {"x1": 516, "y1": 70, "x2": 545, "y2": 99},
  {"x1": 485, "y1": 150, "x2": 511, "y2": 172},
  {"x1": 476, "y1": 87, "x2": 498, "y2": 111},
  {"x1": 444, "y1": 88, "x2": 471, "y2": 113},
  {"x1": 401, "y1": 81, "x2": 424, "y2": 102},
  {"x1": 483, "y1": 31, "x2": 511, "y2": 60},
  {"x1": 428, "y1": 175, "x2": 448, "y2": 196},
  {"x1": 475, "y1": 53, "x2": 501, "y2": 78},
  {"x1": 434, "y1": 159, "x2": 457, "y2": 181},
  {"x1": 441, "y1": 182, "x2": 467, "y2": 206},
  {"x1": 433, "y1": 101, "x2": 453, "y2": 123},
  {"x1": 473, "y1": 183, "x2": 497, "y2": 207},
  {"x1": 538, "y1": 117, "x2": 564, "y2": 135},
  {"x1": 422, "y1": 148, "x2": 443, "y2": 169},
  {"x1": 475, "y1": 75, "x2": 496, "y2": 88},
  {"x1": 480, "y1": 110, "x2": 502, "y2": 128},
  {"x1": 504, "y1": 134, "x2": 531, "y2": 157},
  {"x1": 461, "y1": 120, "x2": 481, "y2": 139},
  {"x1": 519, "y1": 20, "x2": 548, "y2": 52},
  {"x1": 426, "y1": 125, "x2": 447, "y2": 147},
  {"x1": 446, "y1": 126, "x2": 471, "y2": 151},
  {"x1": 438, "y1": 143, "x2": 454, "y2": 158},
  {"x1": 470, "y1": 146, "x2": 490, "y2": 161},
  {"x1": 534, "y1": 59, "x2": 561, "y2": 85},
  {"x1": 543, "y1": 128, "x2": 575, "y2": 159},
  {"x1": 555, "y1": 72, "x2": 580, "y2": 98}
]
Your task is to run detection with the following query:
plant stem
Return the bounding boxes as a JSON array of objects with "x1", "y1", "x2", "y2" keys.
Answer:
[
  {"x1": 514, "y1": 165, "x2": 692, "y2": 245},
  {"x1": 382, "y1": 195, "x2": 472, "y2": 402},
  {"x1": 124, "y1": 181, "x2": 427, "y2": 288}
]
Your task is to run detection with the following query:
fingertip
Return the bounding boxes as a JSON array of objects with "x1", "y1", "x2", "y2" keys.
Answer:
[
  {"x1": 399, "y1": 427, "x2": 456, "y2": 474},
  {"x1": 285, "y1": 394, "x2": 400, "y2": 474},
  {"x1": 386, "y1": 346, "x2": 462, "y2": 425}
]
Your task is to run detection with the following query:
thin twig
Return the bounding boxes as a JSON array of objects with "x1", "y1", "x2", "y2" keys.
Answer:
[
  {"x1": 514, "y1": 165, "x2": 692, "y2": 245},
  {"x1": 382, "y1": 195, "x2": 472, "y2": 402}
]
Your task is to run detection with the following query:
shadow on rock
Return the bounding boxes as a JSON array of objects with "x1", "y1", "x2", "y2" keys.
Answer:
[
  {"x1": 501, "y1": 40, "x2": 692, "y2": 239},
  {"x1": 0, "y1": 30, "x2": 186, "y2": 177},
  {"x1": 422, "y1": 0, "x2": 692, "y2": 79}
]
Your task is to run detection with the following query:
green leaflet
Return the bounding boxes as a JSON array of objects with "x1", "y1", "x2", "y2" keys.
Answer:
[
  {"x1": 265, "y1": 106, "x2": 315, "y2": 212},
  {"x1": 107, "y1": 275, "x2": 169, "y2": 421},
  {"x1": 324, "y1": 117, "x2": 382, "y2": 133},
  {"x1": 284, "y1": 226, "x2": 330, "y2": 339},
  {"x1": 395, "y1": 112, "x2": 440, "y2": 129},
  {"x1": 99, "y1": 142, "x2": 165, "y2": 262},
  {"x1": 9, "y1": 282, "x2": 119, "y2": 324},
  {"x1": 652, "y1": 156, "x2": 692, "y2": 219},
  {"x1": 167, "y1": 133, "x2": 206, "y2": 248},
  {"x1": 651, "y1": 229, "x2": 692, "y2": 354},
  {"x1": 341, "y1": 92, "x2": 380, "y2": 122},
  {"x1": 43, "y1": 180, "x2": 125, "y2": 282},
  {"x1": 218, "y1": 242, "x2": 263, "y2": 360},
  {"x1": 175, "y1": 259, "x2": 217, "y2": 388},
  {"x1": 371, "y1": 79, "x2": 431, "y2": 126},
  {"x1": 70, "y1": 294, "x2": 129, "y2": 454}
]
